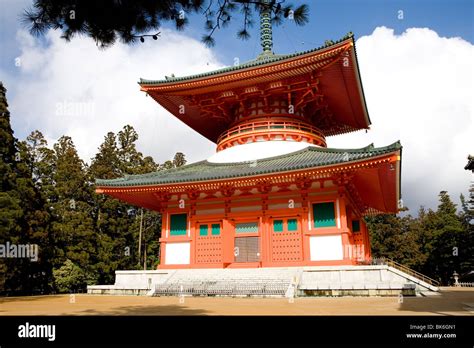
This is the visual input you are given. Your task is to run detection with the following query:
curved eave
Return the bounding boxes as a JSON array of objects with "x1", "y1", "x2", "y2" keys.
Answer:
[
  {"x1": 96, "y1": 154, "x2": 397, "y2": 191},
  {"x1": 97, "y1": 150, "x2": 401, "y2": 216},
  {"x1": 139, "y1": 42, "x2": 351, "y2": 95},
  {"x1": 350, "y1": 40, "x2": 372, "y2": 128},
  {"x1": 96, "y1": 142, "x2": 402, "y2": 190},
  {"x1": 139, "y1": 37, "x2": 355, "y2": 87}
]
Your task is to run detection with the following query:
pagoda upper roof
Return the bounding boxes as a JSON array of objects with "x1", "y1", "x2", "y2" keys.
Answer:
[
  {"x1": 140, "y1": 52, "x2": 291, "y2": 85},
  {"x1": 140, "y1": 34, "x2": 354, "y2": 86},
  {"x1": 139, "y1": 34, "x2": 371, "y2": 142}
]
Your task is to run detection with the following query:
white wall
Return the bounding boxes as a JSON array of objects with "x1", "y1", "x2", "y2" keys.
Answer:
[
  {"x1": 309, "y1": 235, "x2": 343, "y2": 261},
  {"x1": 208, "y1": 140, "x2": 317, "y2": 163},
  {"x1": 165, "y1": 242, "x2": 190, "y2": 265}
]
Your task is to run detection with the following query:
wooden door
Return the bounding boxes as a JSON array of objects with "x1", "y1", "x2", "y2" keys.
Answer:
[{"x1": 234, "y1": 236, "x2": 260, "y2": 262}]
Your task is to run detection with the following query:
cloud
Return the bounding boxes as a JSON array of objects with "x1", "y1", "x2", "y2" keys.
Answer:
[
  {"x1": 4, "y1": 28, "x2": 222, "y2": 164},
  {"x1": 1, "y1": 26, "x2": 472, "y2": 211},
  {"x1": 327, "y1": 27, "x2": 474, "y2": 211}
]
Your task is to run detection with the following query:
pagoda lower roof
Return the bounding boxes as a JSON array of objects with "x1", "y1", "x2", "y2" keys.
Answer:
[{"x1": 96, "y1": 142, "x2": 401, "y2": 188}]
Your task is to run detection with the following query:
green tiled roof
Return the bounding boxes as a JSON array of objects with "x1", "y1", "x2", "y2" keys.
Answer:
[
  {"x1": 96, "y1": 141, "x2": 401, "y2": 188},
  {"x1": 139, "y1": 33, "x2": 354, "y2": 85}
]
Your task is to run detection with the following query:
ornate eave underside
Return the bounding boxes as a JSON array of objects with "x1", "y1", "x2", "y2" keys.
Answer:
[
  {"x1": 139, "y1": 37, "x2": 371, "y2": 143},
  {"x1": 96, "y1": 142, "x2": 402, "y2": 216}
]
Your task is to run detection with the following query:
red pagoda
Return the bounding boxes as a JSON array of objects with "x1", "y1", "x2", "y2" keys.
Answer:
[{"x1": 96, "y1": 6, "x2": 402, "y2": 270}]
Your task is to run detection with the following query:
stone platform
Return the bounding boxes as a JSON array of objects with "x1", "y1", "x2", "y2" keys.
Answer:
[{"x1": 87, "y1": 265, "x2": 439, "y2": 297}]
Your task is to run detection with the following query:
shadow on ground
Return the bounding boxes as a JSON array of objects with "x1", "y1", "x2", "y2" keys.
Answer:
[
  {"x1": 398, "y1": 287, "x2": 474, "y2": 315},
  {"x1": 0, "y1": 295, "x2": 66, "y2": 314},
  {"x1": 61, "y1": 304, "x2": 208, "y2": 316},
  {"x1": 0, "y1": 295, "x2": 65, "y2": 303}
]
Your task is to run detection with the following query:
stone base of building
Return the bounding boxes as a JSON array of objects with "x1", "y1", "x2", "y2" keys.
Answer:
[
  {"x1": 298, "y1": 288, "x2": 416, "y2": 297},
  {"x1": 87, "y1": 286, "x2": 149, "y2": 296},
  {"x1": 87, "y1": 265, "x2": 438, "y2": 297}
]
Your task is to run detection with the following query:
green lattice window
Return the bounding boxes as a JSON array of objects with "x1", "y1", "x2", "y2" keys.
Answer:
[
  {"x1": 199, "y1": 224, "x2": 208, "y2": 236},
  {"x1": 211, "y1": 224, "x2": 221, "y2": 236},
  {"x1": 170, "y1": 213, "x2": 187, "y2": 236},
  {"x1": 235, "y1": 222, "x2": 258, "y2": 233},
  {"x1": 273, "y1": 220, "x2": 283, "y2": 232},
  {"x1": 313, "y1": 202, "x2": 336, "y2": 228},
  {"x1": 287, "y1": 219, "x2": 298, "y2": 231}
]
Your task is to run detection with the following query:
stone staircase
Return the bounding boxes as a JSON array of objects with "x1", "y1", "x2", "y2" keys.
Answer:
[{"x1": 150, "y1": 268, "x2": 298, "y2": 297}]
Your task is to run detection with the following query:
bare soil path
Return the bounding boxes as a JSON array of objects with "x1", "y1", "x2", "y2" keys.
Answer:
[{"x1": 1, "y1": 287, "x2": 473, "y2": 316}]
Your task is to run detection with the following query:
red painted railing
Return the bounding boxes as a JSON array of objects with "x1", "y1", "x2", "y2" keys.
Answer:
[{"x1": 217, "y1": 119, "x2": 326, "y2": 151}]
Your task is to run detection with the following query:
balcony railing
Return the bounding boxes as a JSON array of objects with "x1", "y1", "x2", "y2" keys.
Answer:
[{"x1": 217, "y1": 119, "x2": 326, "y2": 151}]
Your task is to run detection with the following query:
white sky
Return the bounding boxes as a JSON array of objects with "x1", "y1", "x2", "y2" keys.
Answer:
[{"x1": 0, "y1": 26, "x2": 472, "y2": 212}]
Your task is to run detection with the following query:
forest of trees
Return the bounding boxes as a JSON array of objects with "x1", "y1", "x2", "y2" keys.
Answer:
[
  {"x1": 0, "y1": 81, "x2": 473, "y2": 295},
  {"x1": 0, "y1": 82, "x2": 186, "y2": 295},
  {"x1": 366, "y1": 191, "x2": 473, "y2": 285}
]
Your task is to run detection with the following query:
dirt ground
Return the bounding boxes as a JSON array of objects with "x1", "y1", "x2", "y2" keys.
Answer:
[{"x1": 0, "y1": 287, "x2": 473, "y2": 316}]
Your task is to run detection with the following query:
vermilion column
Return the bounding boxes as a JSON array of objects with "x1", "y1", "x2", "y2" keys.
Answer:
[
  {"x1": 260, "y1": 194, "x2": 270, "y2": 266},
  {"x1": 189, "y1": 199, "x2": 196, "y2": 266},
  {"x1": 338, "y1": 194, "x2": 353, "y2": 263},
  {"x1": 300, "y1": 190, "x2": 310, "y2": 262},
  {"x1": 158, "y1": 208, "x2": 168, "y2": 268},
  {"x1": 222, "y1": 199, "x2": 234, "y2": 265}
]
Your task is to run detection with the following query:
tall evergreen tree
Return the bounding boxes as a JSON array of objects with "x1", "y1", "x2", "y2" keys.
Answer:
[
  {"x1": 161, "y1": 160, "x2": 174, "y2": 170},
  {"x1": 424, "y1": 191, "x2": 465, "y2": 284},
  {"x1": 366, "y1": 210, "x2": 425, "y2": 270},
  {"x1": 117, "y1": 125, "x2": 158, "y2": 174},
  {"x1": 89, "y1": 126, "x2": 161, "y2": 283},
  {"x1": 49, "y1": 136, "x2": 98, "y2": 289},
  {"x1": 0, "y1": 82, "x2": 25, "y2": 294},
  {"x1": 459, "y1": 191, "x2": 474, "y2": 278},
  {"x1": 0, "y1": 82, "x2": 19, "y2": 292},
  {"x1": 0, "y1": 83, "x2": 51, "y2": 294},
  {"x1": 90, "y1": 131, "x2": 136, "y2": 283},
  {"x1": 173, "y1": 152, "x2": 187, "y2": 167}
]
